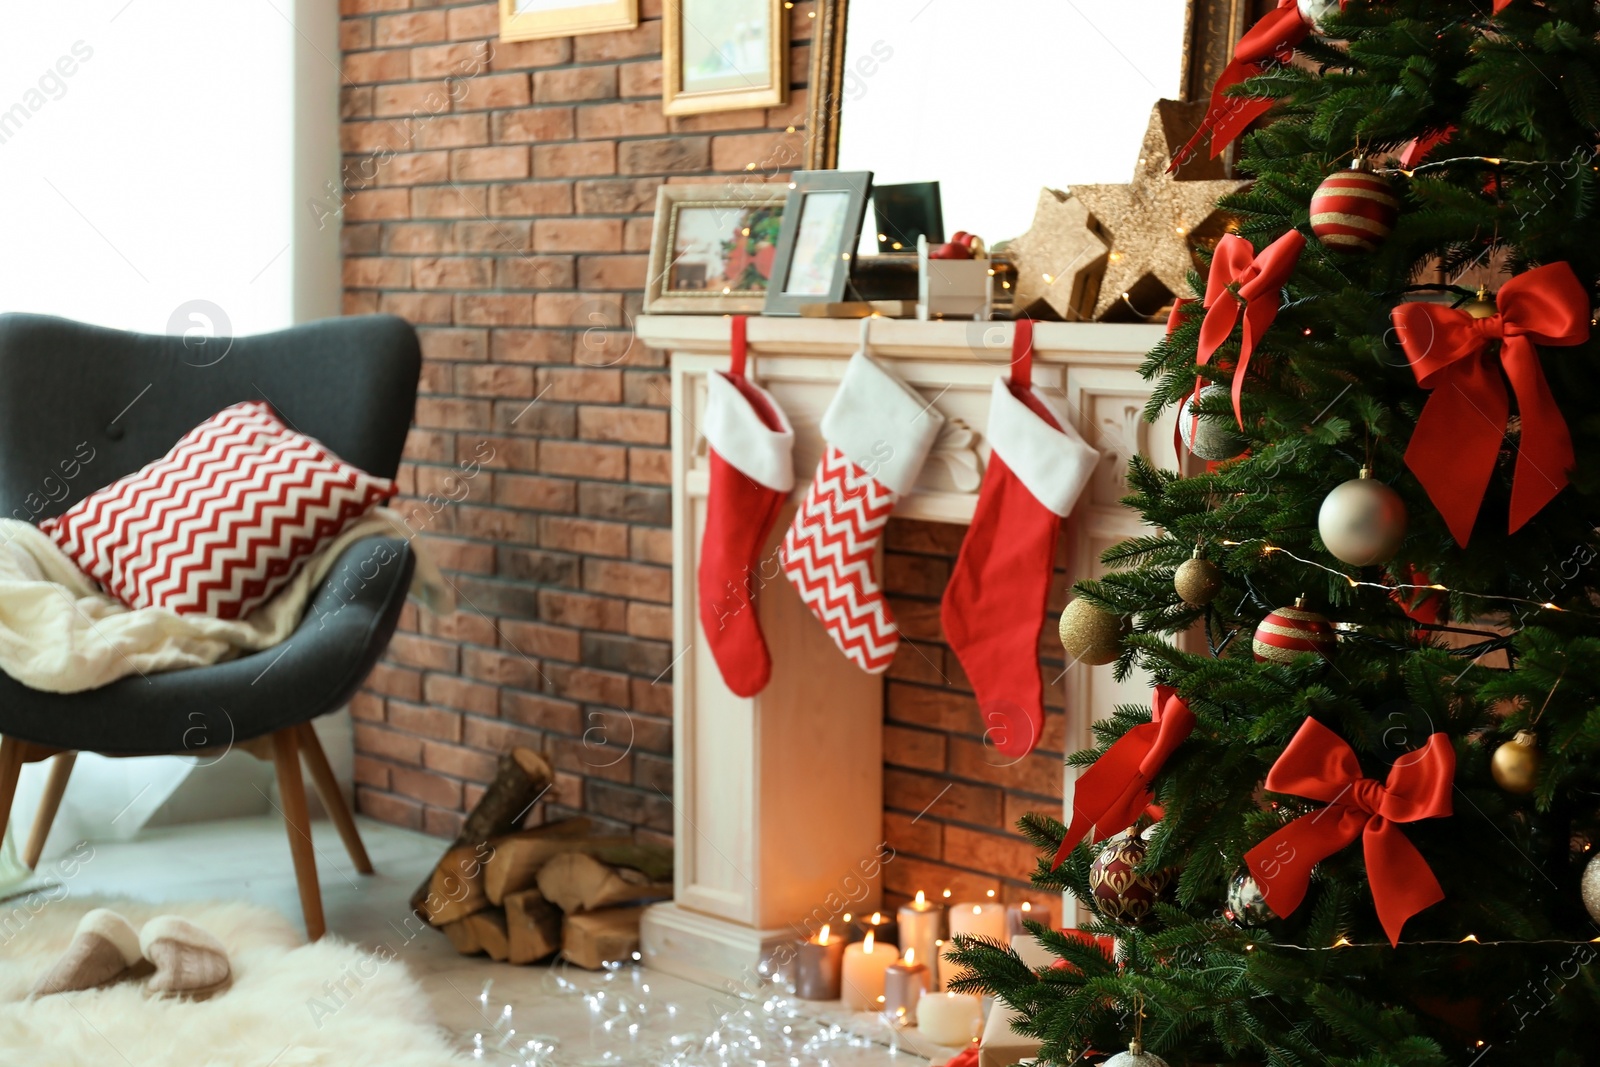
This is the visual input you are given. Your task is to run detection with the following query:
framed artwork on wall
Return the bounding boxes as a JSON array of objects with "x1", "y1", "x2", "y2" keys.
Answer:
[
  {"x1": 499, "y1": 0, "x2": 637, "y2": 42},
  {"x1": 763, "y1": 170, "x2": 872, "y2": 316},
  {"x1": 645, "y1": 184, "x2": 789, "y2": 314},
  {"x1": 662, "y1": 0, "x2": 788, "y2": 116}
]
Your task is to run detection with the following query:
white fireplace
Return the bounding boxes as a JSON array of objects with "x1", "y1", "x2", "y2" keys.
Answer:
[{"x1": 637, "y1": 315, "x2": 1175, "y2": 988}]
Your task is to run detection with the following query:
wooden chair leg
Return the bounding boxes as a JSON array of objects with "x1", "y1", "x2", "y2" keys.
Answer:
[
  {"x1": 271, "y1": 728, "x2": 326, "y2": 941},
  {"x1": 0, "y1": 738, "x2": 25, "y2": 855},
  {"x1": 295, "y1": 723, "x2": 373, "y2": 875},
  {"x1": 23, "y1": 752, "x2": 76, "y2": 869}
]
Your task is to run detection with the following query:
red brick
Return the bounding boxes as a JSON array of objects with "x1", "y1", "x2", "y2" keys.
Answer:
[
  {"x1": 536, "y1": 367, "x2": 622, "y2": 403},
  {"x1": 366, "y1": 663, "x2": 423, "y2": 701},
  {"x1": 883, "y1": 768, "x2": 1004, "y2": 828},
  {"x1": 494, "y1": 473, "x2": 577, "y2": 510},
  {"x1": 491, "y1": 328, "x2": 572, "y2": 364},
  {"x1": 712, "y1": 130, "x2": 806, "y2": 174},
  {"x1": 492, "y1": 107, "x2": 576, "y2": 143},
  {"x1": 453, "y1": 220, "x2": 532, "y2": 253},
  {"x1": 344, "y1": 188, "x2": 410, "y2": 221},
  {"x1": 415, "y1": 396, "x2": 493, "y2": 430},
  {"x1": 413, "y1": 257, "x2": 494, "y2": 290},
  {"x1": 455, "y1": 293, "x2": 534, "y2": 325},
  {"x1": 424, "y1": 740, "x2": 502, "y2": 781},
  {"x1": 534, "y1": 142, "x2": 617, "y2": 178},
  {"x1": 457, "y1": 363, "x2": 534, "y2": 397},
  {"x1": 885, "y1": 810, "x2": 943, "y2": 860},
  {"x1": 618, "y1": 60, "x2": 662, "y2": 98},
  {"x1": 451, "y1": 146, "x2": 530, "y2": 181},
  {"x1": 943, "y1": 825, "x2": 1039, "y2": 882},
  {"x1": 533, "y1": 218, "x2": 623, "y2": 252},
  {"x1": 541, "y1": 515, "x2": 629, "y2": 557},
  {"x1": 419, "y1": 610, "x2": 501, "y2": 646},
  {"x1": 392, "y1": 766, "x2": 464, "y2": 809},
  {"x1": 388, "y1": 700, "x2": 464, "y2": 743},
  {"x1": 340, "y1": 20, "x2": 374, "y2": 51},
  {"x1": 412, "y1": 185, "x2": 489, "y2": 219},
  {"x1": 618, "y1": 136, "x2": 709, "y2": 175},
  {"x1": 375, "y1": 11, "x2": 448, "y2": 46},
  {"x1": 572, "y1": 21, "x2": 660, "y2": 61},
  {"x1": 354, "y1": 723, "x2": 424, "y2": 765},
  {"x1": 418, "y1": 534, "x2": 496, "y2": 574},
  {"x1": 541, "y1": 441, "x2": 627, "y2": 480},
  {"x1": 583, "y1": 559, "x2": 670, "y2": 603},
  {"x1": 388, "y1": 633, "x2": 461, "y2": 673},
  {"x1": 502, "y1": 690, "x2": 583, "y2": 734},
  {"x1": 455, "y1": 73, "x2": 533, "y2": 111},
  {"x1": 498, "y1": 618, "x2": 583, "y2": 662},
  {"x1": 539, "y1": 589, "x2": 627, "y2": 632},
  {"x1": 349, "y1": 691, "x2": 386, "y2": 723},
  {"x1": 488, "y1": 37, "x2": 573, "y2": 70},
  {"x1": 412, "y1": 114, "x2": 490, "y2": 150},
  {"x1": 425, "y1": 807, "x2": 467, "y2": 838},
  {"x1": 342, "y1": 0, "x2": 407, "y2": 12},
  {"x1": 380, "y1": 151, "x2": 452, "y2": 186},
  {"x1": 576, "y1": 101, "x2": 668, "y2": 139},
  {"x1": 353, "y1": 754, "x2": 391, "y2": 790},
  {"x1": 495, "y1": 256, "x2": 576, "y2": 290},
  {"x1": 465, "y1": 434, "x2": 538, "y2": 470},
  {"x1": 577, "y1": 406, "x2": 667, "y2": 444},
  {"x1": 463, "y1": 717, "x2": 545, "y2": 754},
  {"x1": 534, "y1": 66, "x2": 618, "y2": 103},
  {"x1": 424, "y1": 673, "x2": 500, "y2": 716},
  {"x1": 535, "y1": 292, "x2": 625, "y2": 329},
  {"x1": 447, "y1": 4, "x2": 499, "y2": 39},
  {"x1": 884, "y1": 724, "x2": 947, "y2": 773},
  {"x1": 628, "y1": 448, "x2": 671, "y2": 485},
  {"x1": 357, "y1": 787, "x2": 423, "y2": 830},
  {"x1": 343, "y1": 256, "x2": 411, "y2": 288},
  {"x1": 490, "y1": 181, "x2": 575, "y2": 217},
  {"x1": 577, "y1": 254, "x2": 646, "y2": 291},
  {"x1": 628, "y1": 526, "x2": 672, "y2": 564},
  {"x1": 458, "y1": 647, "x2": 543, "y2": 691},
  {"x1": 626, "y1": 602, "x2": 672, "y2": 640},
  {"x1": 343, "y1": 49, "x2": 411, "y2": 84},
  {"x1": 385, "y1": 222, "x2": 452, "y2": 254},
  {"x1": 411, "y1": 42, "x2": 494, "y2": 79}
]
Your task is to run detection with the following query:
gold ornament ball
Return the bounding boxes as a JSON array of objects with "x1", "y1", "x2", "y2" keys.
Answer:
[
  {"x1": 1059, "y1": 598, "x2": 1127, "y2": 665},
  {"x1": 1582, "y1": 852, "x2": 1600, "y2": 924},
  {"x1": 1463, "y1": 292, "x2": 1498, "y2": 319},
  {"x1": 1490, "y1": 730, "x2": 1539, "y2": 794},
  {"x1": 1174, "y1": 556, "x2": 1224, "y2": 607},
  {"x1": 1317, "y1": 468, "x2": 1408, "y2": 567}
]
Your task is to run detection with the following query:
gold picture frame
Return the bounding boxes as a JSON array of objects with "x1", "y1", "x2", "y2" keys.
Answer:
[
  {"x1": 663, "y1": 0, "x2": 788, "y2": 116},
  {"x1": 645, "y1": 183, "x2": 790, "y2": 314},
  {"x1": 499, "y1": 0, "x2": 638, "y2": 43}
]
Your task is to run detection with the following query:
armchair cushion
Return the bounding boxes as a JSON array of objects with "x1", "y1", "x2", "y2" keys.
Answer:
[{"x1": 40, "y1": 401, "x2": 394, "y2": 619}]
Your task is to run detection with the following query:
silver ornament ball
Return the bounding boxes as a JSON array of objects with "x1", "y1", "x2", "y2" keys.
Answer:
[
  {"x1": 1105, "y1": 1043, "x2": 1170, "y2": 1067},
  {"x1": 1583, "y1": 852, "x2": 1600, "y2": 924},
  {"x1": 1179, "y1": 385, "x2": 1248, "y2": 462},
  {"x1": 1317, "y1": 469, "x2": 1408, "y2": 566},
  {"x1": 1224, "y1": 869, "x2": 1273, "y2": 927},
  {"x1": 1297, "y1": 0, "x2": 1340, "y2": 32}
]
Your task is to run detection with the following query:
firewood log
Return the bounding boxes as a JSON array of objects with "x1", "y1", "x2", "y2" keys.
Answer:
[
  {"x1": 562, "y1": 906, "x2": 646, "y2": 970},
  {"x1": 462, "y1": 909, "x2": 509, "y2": 962},
  {"x1": 441, "y1": 919, "x2": 482, "y2": 956},
  {"x1": 419, "y1": 843, "x2": 492, "y2": 926},
  {"x1": 483, "y1": 832, "x2": 671, "y2": 904},
  {"x1": 504, "y1": 888, "x2": 563, "y2": 964},
  {"x1": 535, "y1": 852, "x2": 673, "y2": 915}
]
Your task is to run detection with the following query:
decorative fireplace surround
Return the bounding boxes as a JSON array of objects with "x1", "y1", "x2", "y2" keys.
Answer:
[{"x1": 636, "y1": 315, "x2": 1175, "y2": 987}]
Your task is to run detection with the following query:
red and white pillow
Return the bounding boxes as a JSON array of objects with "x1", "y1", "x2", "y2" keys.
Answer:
[{"x1": 39, "y1": 401, "x2": 395, "y2": 619}]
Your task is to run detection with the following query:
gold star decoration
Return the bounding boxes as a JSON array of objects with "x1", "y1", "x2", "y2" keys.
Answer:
[
  {"x1": 1003, "y1": 188, "x2": 1109, "y2": 321},
  {"x1": 1070, "y1": 100, "x2": 1249, "y2": 321}
]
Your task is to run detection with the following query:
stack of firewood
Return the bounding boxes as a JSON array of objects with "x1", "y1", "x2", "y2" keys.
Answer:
[{"x1": 410, "y1": 747, "x2": 673, "y2": 968}]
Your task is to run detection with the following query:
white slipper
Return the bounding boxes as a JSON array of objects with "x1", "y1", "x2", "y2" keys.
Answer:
[
  {"x1": 141, "y1": 915, "x2": 232, "y2": 1000},
  {"x1": 31, "y1": 908, "x2": 144, "y2": 997}
]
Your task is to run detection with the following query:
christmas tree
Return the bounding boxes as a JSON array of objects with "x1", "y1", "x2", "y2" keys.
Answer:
[{"x1": 948, "y1": 2, "x2": 1600, "y2": 1064}]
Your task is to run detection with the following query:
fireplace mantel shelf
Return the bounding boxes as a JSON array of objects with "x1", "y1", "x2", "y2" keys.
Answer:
[{"x1": 638, "y1": 315, "x2": 1176, "y2": 989}]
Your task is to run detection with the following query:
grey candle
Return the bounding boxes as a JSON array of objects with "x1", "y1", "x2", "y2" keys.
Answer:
[
  {"x1": 882, "y1": 947, "x2": 930, "y2": 1020},
  {"x1": 794, "y1": 924, "x2": 846, "y2": 1001}
]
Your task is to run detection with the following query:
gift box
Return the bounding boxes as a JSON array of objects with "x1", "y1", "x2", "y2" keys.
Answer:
[{"x1": 977, "y1": 935, "x2": 1055, "y2": 1067}]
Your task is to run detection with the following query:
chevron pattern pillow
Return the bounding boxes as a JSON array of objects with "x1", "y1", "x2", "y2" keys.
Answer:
[{"x1": 39, "y1": 401, "x2": 395, "y2": 619}]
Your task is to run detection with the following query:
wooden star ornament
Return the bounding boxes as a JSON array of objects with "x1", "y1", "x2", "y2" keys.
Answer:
[
  {"x1": 1004, "y1": 188, "x2": 1109, "y2": 321},
  {"x1": 1071, "y1": 100, "x2": 1249, "y2": 320}
]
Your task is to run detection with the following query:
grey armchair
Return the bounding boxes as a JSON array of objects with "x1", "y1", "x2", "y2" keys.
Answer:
[{"x1": 0, "y1": 312, "x2": 422, "y2": 940}]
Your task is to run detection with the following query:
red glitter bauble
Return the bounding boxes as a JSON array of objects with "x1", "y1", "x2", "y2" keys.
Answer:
[
  {"x1": 1088, "y1": 832, "x2": 1171, "y2": 924},
  {"x1": 1252, "y1": 597, "x2": 1337, "y2": 664},
  {"x1": 1310, "y1": 162, "x2": 1400, "y2": 253}
]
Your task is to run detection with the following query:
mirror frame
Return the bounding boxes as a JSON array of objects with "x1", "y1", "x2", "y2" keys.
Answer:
[{"x1": 802, "y1": 0, "x2": 1264, "y2": 170}]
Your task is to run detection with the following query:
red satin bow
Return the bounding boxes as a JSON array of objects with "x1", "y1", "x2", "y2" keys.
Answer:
[
  {"x1": 1171, "y1": 0, "x2": 1311, "y2": 171},
  {"x1": 1051, "y1": 686, "x2": 1195, "y2": 870},
  {"x1": 1391, "y1": 262, "x2": 1589, "y2": 546},
  {"x1": 1245, "y1": 718, "x2": 1454, "y2": 946},
  {"x1": 1197, "y1": 231, "x2": 1306, "y2": 427}
]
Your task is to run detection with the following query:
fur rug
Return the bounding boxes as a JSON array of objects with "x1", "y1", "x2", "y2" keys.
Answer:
[{"x1": 0, "y1": 897, "x2": 468, "y2": 1065}]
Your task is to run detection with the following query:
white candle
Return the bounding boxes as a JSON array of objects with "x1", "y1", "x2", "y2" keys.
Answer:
[
  {"x1": 1006, "y1": 900, "x2": 1049, "y2": 938},
  {"x1": 915, "y1": 990, "x2": 984, "y2": 1046},
  {"x1": 840, "y1": 930, "x2": 895, "y2": 1011},
  {"x1": 898, "y1": 890, "x2": 945, "y2": 991},
  {"x1": 944, "y1": 901, "x2": 1007, "y2": 981}
]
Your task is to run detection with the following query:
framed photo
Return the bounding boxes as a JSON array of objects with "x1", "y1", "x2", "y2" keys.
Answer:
[
  {"x1": 662, "y1": 0, "x2": 788, "y2": 116},
  {"x1": 763, "y1": 170, "x2": 873, "y2": 316},
  {"x1": 872, "y1": 181, "x2": 943, "y2": 254},
  {"x1": 645, "y1": 184, "x2": 789, "y2": 314},
  {"x1": 499, "y1": 0, "x2": 637, "y2": 43}
]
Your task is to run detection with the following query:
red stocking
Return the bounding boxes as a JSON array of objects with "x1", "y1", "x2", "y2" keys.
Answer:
[
  {"x1": 698, "y1": 317, "x2": 795, "y2": 697},
  {"x1": 941, "y1": 320, "x2": 1100, "y2": 757}
]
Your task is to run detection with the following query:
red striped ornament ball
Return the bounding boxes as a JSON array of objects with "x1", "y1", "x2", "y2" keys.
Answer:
[
  {"x1": 1309, "y1": 161, "x2": 1401, "y2": 253},
  {"x1": 1252, "y1": 596, "x2": 1337, "y2": 664}
]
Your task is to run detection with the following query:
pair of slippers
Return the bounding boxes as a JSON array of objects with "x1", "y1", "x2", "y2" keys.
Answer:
[{"x1": 31, "y1": 908, "x2": 232, "y2": 1000}]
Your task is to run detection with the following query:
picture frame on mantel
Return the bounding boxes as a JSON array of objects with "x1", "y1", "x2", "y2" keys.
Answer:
[
  {"x1": 662, "y1": 0, "x2": 788, "y2": 116},
  {"x1": 499, "y1": 0, "x2": 637, "y2": 42},
  {"x1": 644, "y1": 183, "x2": 789, "y2": 314},
  {"x1": 763, "y1": 170, "x2": 872, "y2": 316}
]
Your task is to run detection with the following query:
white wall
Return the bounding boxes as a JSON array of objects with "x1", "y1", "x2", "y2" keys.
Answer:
[{"x1": 0, "y1": 0, "x2": 340, "y2": 334}]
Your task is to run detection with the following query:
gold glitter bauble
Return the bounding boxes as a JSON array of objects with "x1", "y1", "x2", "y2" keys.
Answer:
[
  {"x1": 1174, "y1": 555, "x2": 1224, "y2": 607},
  {"x1": 1463, "y1": 294, "x2": 1498, "y2": 319},
  {"x1": 1490, "y1": 730, "x2": 1539, "y2": 794},
  {"x1": 1005, "y1": 188, "x2": 1109, "y2": 322},
  {"x1": 1071, "y1": 100, "x2": 1249, "y2": 320},
  {"x1": 1582, "y1": 853, "x2": 1600, "y2": 924},
  {"x1": 1059, "y1": 598, "x2": 1127, "y2": 665}
]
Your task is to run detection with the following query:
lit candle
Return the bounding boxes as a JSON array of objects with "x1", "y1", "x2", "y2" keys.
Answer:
[
  {"x1": 841, "y1": 930, "x2": 895, "y2": 1011},
  {"x1": 794, "y1": 924, "x2": 845, "y2": 1001},
  {"x1": 861, "y1": 909, "x2": 898, "y2": 946},
  {"x1": 1006, "y1": 900, "x2": 1049, "y2": 938},
  {"x1": 915, "y1": 990, "x2": 984, "y2": 1046},
  {"x1": 944, "y1": 900, "x2": 1007, "y2": 981},
  {"x1": 883, "y1": 947, "x2": 929, "y2": 1018},
  {"x1": 898, "y1": 890, "x2": 946, "y2": 991}
]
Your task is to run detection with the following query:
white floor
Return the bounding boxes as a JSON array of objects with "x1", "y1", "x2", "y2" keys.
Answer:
[{"x1": 8, "y1": 816, "x2": 968, "y2": 1066}]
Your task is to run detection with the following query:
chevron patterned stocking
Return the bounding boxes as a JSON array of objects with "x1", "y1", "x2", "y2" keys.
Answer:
[{"x1": 781, "y1": 334, "x2": 944, "y2": 674}]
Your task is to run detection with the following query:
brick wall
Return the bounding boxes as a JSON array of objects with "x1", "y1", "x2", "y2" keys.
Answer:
[{"x1": 336, "y1": 0, "x2": 1061, "y2": 912}]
